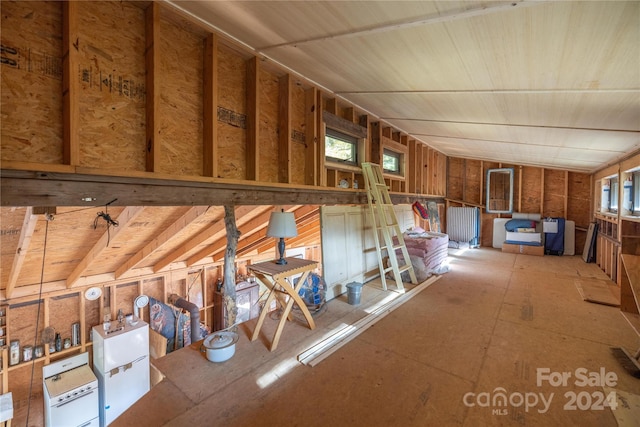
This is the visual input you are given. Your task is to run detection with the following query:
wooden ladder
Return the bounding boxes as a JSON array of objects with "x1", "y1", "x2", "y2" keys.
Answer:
[{"x1": 362, "y1": 162, "x2": 417, "y2": 292}]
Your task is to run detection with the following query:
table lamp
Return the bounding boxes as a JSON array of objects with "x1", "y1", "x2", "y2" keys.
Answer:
[{"x1": 266, "y1": 209, "x2": 298, "y2": 265}]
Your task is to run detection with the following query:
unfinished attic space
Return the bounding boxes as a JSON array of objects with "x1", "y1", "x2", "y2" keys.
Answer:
[{"x1": 1, "y1": 1, "x2": 640, "y2": 426}]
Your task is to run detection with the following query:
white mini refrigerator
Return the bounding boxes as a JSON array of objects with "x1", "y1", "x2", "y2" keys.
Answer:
[{"x1": 92, "y1": 320, "x2": 150, "y2": 426}]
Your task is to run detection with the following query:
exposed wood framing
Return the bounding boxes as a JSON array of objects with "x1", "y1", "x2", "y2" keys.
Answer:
[
  {"x1": 0, "y1": 169, "x2": 394, "y2": 206},
  {"x1": 179, "y1": 206, "x2": 266, "y2": 267},
  {"x1": 145, "y1": 2, "x2": 160, "y2": 172},
  {"x1": 317, "y1": 90, "x2": 326, "y2": 186},
  {"x1": 304, "y1": 87, "x2": 318, "y2": 186},
  {"x1": 246, "y1": 56, "x2": 259, "y2": 180},
  {"x1": 323, "y1": 111, "x2": 367, "y2": 139},
  {"x1": 62, "y1": 1, "x2": 79, "y2": 166},
  {"x1": 114, "y1": 206, "x2": 210, "y2": 279},
  {"x1": 66, "y1": 206, "x2": 145, "y2": 288},
  {"x1": 207, "y1": 208, "x2": 279, "y2": 262},
  {"x1": 278, "y1": 73, "x2": 292, "y2": 183},
  {"x1": 203, "y1": 33, "x2": 219, "y2": 177},
  {"x1": 6, "y1": 208, "x2": 39, "y2": 298}
]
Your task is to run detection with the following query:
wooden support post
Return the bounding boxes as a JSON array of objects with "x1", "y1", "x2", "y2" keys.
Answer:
[
  {"x1": 304, "y1": 87, "x2": 318, "y2": 186},
  {"x1": 145, "y1": 3, "x2": 160, "y2": 172},
  {"x1": 278, "y1": 74, "x2": 292, "y2": 183},
  {"x1": 564, "y1": 170, "x2": 569, "y2": 218},
  {"x1": 370, "y1": 122, "x2": 382, "y2": 165},
  {"x1": 246, "y1": 57, "x2": 259, "y2": 180},
  {"x1": 540, "y1": 168, "x2": 545, "y2": 214},
  {"x1": 223, "y1": 206, "x2": 240, "y2": 329},
  {"x1": 317, "y1": 90, "x2": 326, "y2": 187},
  {"x1": 62, "y1": 1, "x2": 79, "y2": 166},
  {"x1": 518, "y1": 165, "x2": 523, "y2": 212},
  {"x1": 203, "y1": 33, "x2": 219, "y2": 177},
  {"x1": 408, "y1": 140, "x2": 417, "y2": 193}
]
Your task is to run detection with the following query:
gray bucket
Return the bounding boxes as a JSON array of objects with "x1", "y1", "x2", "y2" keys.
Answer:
[{"x1": 346, "y1": 282, "x2": 363, "y2": 305}]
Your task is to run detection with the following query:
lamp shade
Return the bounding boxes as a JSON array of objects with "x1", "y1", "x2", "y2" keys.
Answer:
[{"x1": 266, "y1": 211, "x2": 298, "y2": 238}]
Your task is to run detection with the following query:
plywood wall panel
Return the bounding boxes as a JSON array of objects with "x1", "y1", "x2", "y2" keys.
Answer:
[
  {"x1": 143, "y1": 277, "x2": 165, "y2": 315},
  {"x1": 157, "y1": 15, "x2": 203, "y2": 176},
  {"x1": 8, "y1": 300, "x2": 44, "y2": 352},
  {"x1": 0, "y1": 1, "x2": 63, "y2": 164},
  {"x1": 0, "y1": 207, "x2": 28, "y2": 287},
  {"x1": 50, "y1": 292, "x2": 80, "y2": 341},
  {"x1": 115, "y1": 281, "x2": 138, "y2": 318},
  {"x1": 447, "y1": 157, "x2": 464, "y2": 200},
  {"x1": 544, "y1": 169, "x2": 565, "y2": 218},
  {"x1": 9, "y1": 362, "x2": 44, "y2": 426},
  {"x1": 77, "y1": 1, "x2": 146, "y2": 171},
  {"x1": 291, "y1": 84, "x2": 307, "y2": 185},
  {"x1": 217, "y1": 46, "x2": 246, "y2": 179},
  {"x1": 85, "y1": 297, "x2": 101, "y2": 340},
  {"x1": 568, "y1": 172, "x2": 591, "y2": 227},
  {"x1": 520, "y1": 166, "x2": 542, "y2": 213},
  {"x1": 258, "y1": 67, "x2": 279, "y2": 182},
  {"x1": 464, "y1": 159, "x2": 482, "y2": 205}
]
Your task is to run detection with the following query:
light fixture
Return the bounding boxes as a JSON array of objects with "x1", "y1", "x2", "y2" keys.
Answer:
[{"x1": 266, "y1": 209, "x2": 298, "y2": 265}]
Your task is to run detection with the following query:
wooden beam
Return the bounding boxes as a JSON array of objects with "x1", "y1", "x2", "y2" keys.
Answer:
[
  {"x1": 6, "y1": 208, "x2": 39, "y2": 298},
  {"x1": 145, "y1": 3, "x2": 160, "y2": 172},
  {"x1": 323, "y1": 111, "x2": 367, "y2": 139},
  {"x1": 62, "y1": 1, "x2": 79, "y2": 166},
  {"x1": 203, "y1": 33, "x2": 219, "y2": 177},
  {"x1": 114, "y1": 206, "x2": 210, "y2": 279},
  {"x1": 278, "y1": 73, "x2": 292, "y2": 183},
  {"x1": 304, "y1": 87, "x2": 318, "y2": 186},
  {"x1": 0, "y1": 169, "x2": 442, "y2": 207},
  {"x1": 246, "y1": 56, "x2": 259, "y2": 180},
  {"x1": 67, "y1": 206, "x2": 145, "y2": 288}
]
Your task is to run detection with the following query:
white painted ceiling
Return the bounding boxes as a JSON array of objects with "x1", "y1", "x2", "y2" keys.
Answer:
[{"x1": 167, "y1": 0, "x2": 640, "y2": 173}]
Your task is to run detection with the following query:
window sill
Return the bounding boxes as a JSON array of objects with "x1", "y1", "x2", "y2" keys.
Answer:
[{"x1": 324, "y1": 161, "x2": 362, "y2": 174}]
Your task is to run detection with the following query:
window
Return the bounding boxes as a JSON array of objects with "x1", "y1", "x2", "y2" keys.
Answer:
[
  {"x1": 382, "y1": 149, "x2": 401, "y2": 174},
  {"x1": 325, "y1": 128, "x2": 357, "y2": 165},
  {"x1": 610, "y1": 176, "x2": 619, "y2": 213}
]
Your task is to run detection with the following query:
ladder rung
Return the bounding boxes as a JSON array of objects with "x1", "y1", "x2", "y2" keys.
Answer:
[{"x1": 398, "y1": 264, "x2": 412, "y2": 273}]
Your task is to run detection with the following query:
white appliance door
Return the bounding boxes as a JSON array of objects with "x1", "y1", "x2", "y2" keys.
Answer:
[
  {"x1": 103, "y1": 326, "x2": 149, "y2": 371},
  {"x1": 47, "y1": 389, "x2": 99, "y2": 427},
  {"x1": 103, "y1": 357, "x2": 150, "y2": 425}
]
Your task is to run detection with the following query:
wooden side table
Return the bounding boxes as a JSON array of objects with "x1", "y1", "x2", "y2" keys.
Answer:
[{"x1": 248, "y1": 258, "x2": 318, "y2": 351}]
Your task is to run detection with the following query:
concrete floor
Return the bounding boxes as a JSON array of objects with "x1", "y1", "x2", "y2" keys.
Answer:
[{"x1": 118, "y1": 248, "x2": 640, "y2": 427}]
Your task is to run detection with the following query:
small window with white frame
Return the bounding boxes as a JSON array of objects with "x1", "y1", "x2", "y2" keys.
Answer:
[{"x1": 325, "y1": 128, "x2": 358, "y2": 166}]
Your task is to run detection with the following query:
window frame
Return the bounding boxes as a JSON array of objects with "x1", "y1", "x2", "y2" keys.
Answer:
[
  {"x1": 609, "y1": 176, "x2": 619, "y2": 213},
  {"x1": 382, "y1": 148, "x2": 402, "y2": 175},
  {"x1": 324, "y1": 127, "x2": 359, "y2": 166},
  {"x1": 632, "y1": 171, "x2": 640, "y2": 216}
]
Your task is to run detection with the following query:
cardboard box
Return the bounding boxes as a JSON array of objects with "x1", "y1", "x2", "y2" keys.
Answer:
[{"x1": 502, "y1": 242, "x2": 544, "y2": 256}]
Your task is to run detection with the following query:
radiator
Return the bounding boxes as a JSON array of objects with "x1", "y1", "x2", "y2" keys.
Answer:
[{"x1": 446, "y1": 207, "x2": 480, "y2": 247}]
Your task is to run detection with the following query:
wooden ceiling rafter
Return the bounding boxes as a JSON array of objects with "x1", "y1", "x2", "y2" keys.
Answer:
[
  {"x1": 66, "y1": 206, "x2": 145, "y2": 288},
  {"x1": 157, "y1": 205, "x2": 270, "y2": 271},
  {"x1": 187, "y1": 205, "x2": 297, "y2": 266},
  {"x1": 240, "y1": 206, "x2": 320, "y2": 257},
  {"x1": 231, "y1": 205, "x2": 320, "y2": 260},
  {"x1": 5, "y1": 207, "x2": 39, "y2": 298},
  {"x1": 114, "y1": 205, "x2": 211, "y2": 279}
]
